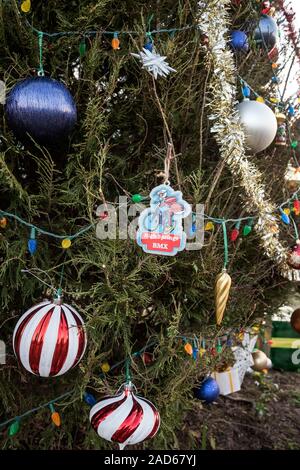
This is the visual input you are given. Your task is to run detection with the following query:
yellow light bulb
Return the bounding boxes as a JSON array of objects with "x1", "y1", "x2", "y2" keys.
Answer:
[
  {"x1": 205, "y1": 221, "x2": 214, "y2": 231},
  {"x1": 0, "y1": 217, "x2": 7, "y2": 228},
  {"x1": 256, "y1": 96, "x2": 265, "y2": 103},
  {"x1": 51, "y1": 412, "x2": 61, "y2": 427},
  {"x1": 199, "y1": 348, "x2": 206, "y2": 357},
  {"x1": 251, "y1": 326, "x2": 260, "y2": 334},
  {"x1": 237, "y1": 332, "x2": 244, "y2": 341},
  {"x1": 283, "y1": 208, "x2": 290, "y2": 215},
  {"x1": 21, "y1": 0, "x2": 31, "y2": 13},
  {"x1": 61, "y1": 238, "x2": 72, "y2": 249},
  {"x1": 101, "y1": 362, "x2": 110, "y2": 373}
]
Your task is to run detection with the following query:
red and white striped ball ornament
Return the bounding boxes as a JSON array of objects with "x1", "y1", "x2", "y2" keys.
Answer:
[
  {"x1": 89, "y1": 382, "x2": 160, "y2": 449},
  {"x1": 13, "y1": 298, "x2": 87, "y2": 377}
]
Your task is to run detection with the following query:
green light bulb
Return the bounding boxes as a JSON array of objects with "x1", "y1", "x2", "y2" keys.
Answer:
[
  {"x1": 9, "y1": 420, "x2": 20, "y2": 436},
  {"x1": 131, "y1": 194, "x2": 143, "y2": 203},
  {"x1": 79, "y1": 40, "x2": 86, "y2": 57},
  {"x1": 291, "y1": 141, "x2": 298, "y2": 149},
  {"x1": 243, "y1": 225, "x2": 252, "y2": 236}
]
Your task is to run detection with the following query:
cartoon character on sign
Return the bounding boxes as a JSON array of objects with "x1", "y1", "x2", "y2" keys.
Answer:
[{"x1": 136, "y1": 184, "x2": 191, "y2": 256}]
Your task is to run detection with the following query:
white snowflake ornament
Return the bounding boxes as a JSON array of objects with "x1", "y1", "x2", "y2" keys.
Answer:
[{"x1": 131, "y1": 48, "x2": 176, "y2": 79}]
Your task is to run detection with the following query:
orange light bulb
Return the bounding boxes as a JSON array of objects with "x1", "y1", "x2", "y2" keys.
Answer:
[
  {"x1": 51, "y1": 411, "x2": 61, "y2": 427},
  {"x1": 184, "y1": 343, "x2": 193, "y2": 355}
]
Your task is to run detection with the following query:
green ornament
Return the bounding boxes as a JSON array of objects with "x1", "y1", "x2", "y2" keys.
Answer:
[
  {"x1": 131, "y1": 194, "x2": 143, "y2": 203},
  {"x1": 9, "y1": 420, "x2": 20, "y2": 436},
  {"x1": 291, "y1": 141, "x2": 298, "y2": 149}
]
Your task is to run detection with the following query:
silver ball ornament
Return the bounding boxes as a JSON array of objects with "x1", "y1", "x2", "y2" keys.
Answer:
[{"x1": 236, "y1": 100, "x2": 277, "y2": 154}]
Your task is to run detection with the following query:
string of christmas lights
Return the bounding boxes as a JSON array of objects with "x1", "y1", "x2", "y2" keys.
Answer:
[{"x1": 0, "y1": 326, "x2": 262, "y2": 435}]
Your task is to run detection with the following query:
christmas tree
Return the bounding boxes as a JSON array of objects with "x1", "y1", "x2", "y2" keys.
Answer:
[{"x1": 0, "y1": 0, "x2": 299, "y2": 450}]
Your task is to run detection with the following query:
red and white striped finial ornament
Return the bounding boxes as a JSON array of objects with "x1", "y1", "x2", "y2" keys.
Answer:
[
  {"x1": 89, "y1": 382, "x2": 160, "y2": 450},
  {"x1": 13, "y1": 298, "x2": 87, "y2": 377}
]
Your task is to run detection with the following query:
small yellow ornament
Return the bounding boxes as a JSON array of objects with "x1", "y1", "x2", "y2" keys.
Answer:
[
  {"x1": 101, "y1": 362, "x2": 110, "y2": 373},
  {"x1": 215, "y1": 269, "x2": 232, "y2": 326},
  {"x1": 61, "y1": 238, "x2": 72, "y2": 249},
  {"x1": 21, "y1": 0, "x2": 31, "y2": 13},
  {"x1": 184, "y1": 343, "x2": 193, "y2": 355}
]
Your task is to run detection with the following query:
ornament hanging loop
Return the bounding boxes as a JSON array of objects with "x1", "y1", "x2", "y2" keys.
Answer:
[
  {"x1": 162, "y1": 142, "x2": 174, "y2": 185},
  {"x1": 37, "y1": 31, "x2": 45, "y2": 76}
]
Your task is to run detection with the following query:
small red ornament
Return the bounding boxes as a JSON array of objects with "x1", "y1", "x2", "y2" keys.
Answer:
[{"x1": 287, "y1": 241, "x2": 300, "y2": 269}]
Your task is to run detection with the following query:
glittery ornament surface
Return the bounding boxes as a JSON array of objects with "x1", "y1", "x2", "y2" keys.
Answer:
[
  {"x1": 287, "y1": 243, "x2": 300, "y2": 270},
  {"x1": 5, "y1": 77, "x2": 77, "y2": 146}
]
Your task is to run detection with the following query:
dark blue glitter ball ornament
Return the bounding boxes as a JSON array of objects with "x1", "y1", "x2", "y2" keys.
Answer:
[
  {"x1": 194, "y1": 377, "x2": 220, "y2": 403},
  {"x1": 230, "y1": 30, "x2": 249, "y2": 52},
  {"x1": 5, "y1": 77, "x2": 77, "y2": 146}
]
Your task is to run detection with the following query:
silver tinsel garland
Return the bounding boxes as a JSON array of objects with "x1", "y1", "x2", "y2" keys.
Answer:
[{"x1": 200, "y1": 0, "x2": 288, "y2": 271}]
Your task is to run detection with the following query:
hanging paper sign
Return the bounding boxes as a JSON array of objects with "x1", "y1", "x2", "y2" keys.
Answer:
[{"x1": 136, "y1": 184, "x2": 191, "y2": 256}]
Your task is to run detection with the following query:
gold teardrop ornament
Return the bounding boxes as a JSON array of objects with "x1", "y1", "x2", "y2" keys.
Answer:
[{"x1": 215, "y1": 270, "x2": 232, "y2": 326}]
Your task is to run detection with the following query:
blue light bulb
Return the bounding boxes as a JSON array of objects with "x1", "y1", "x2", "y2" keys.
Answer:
[
  {"x1": 242, "y1": 85, "x2": 251, "y2": 98},
  {"x1": 28, "y1": 238, "x2": 37, "y2": 255},
  {"x1": 84, "y1": 392, "x2": 97, "y2": 407}
]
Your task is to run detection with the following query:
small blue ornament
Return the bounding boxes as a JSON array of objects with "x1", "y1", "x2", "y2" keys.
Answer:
[
  {"x1": 5, "y1": 77, "x2": 77, "y2": 147},
  {"x1": 230, "y1": 30, "x2": 249, "y2": 52},
  {"x1": 194, "y1": 377, "x2": 220, "y2": 403},
  {"x1": 254, "y1": 15, "x2": 278, "y2": 50}
]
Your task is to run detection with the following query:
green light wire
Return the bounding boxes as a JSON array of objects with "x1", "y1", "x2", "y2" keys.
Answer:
[
  {"x1": 0, "y1": 209, "x2": 96, "y2": 240},
  {"x1": 0, "y1": 327, "x2": 248, "y2": 432},
  {"x1": 0, "y1": 390, "x2": 73, "y2": 430},
  {"x1": 221, "y1": 221, "x2": 229, "y2": 270},
  {"x1": 24, "y1": 17, "x2": 196, "y2": 39},
  {"x1": 291, "y1": 216, "x2": 299, "y2": 241},
  {"x1": 125, "y1": 358, "x2": 131, "y2": 384}
]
